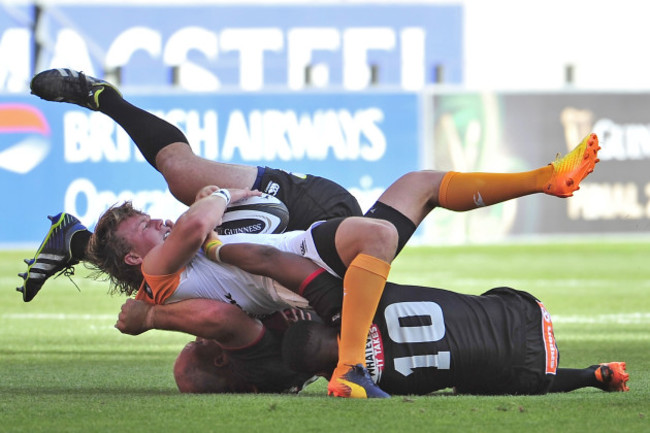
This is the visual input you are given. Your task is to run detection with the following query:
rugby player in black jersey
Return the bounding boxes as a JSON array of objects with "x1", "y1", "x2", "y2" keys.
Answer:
[
  {"x1": 282, "y1": 271, "x2": 630, "y2": 395},
  {"x1": 115, "y1": 257, "x2": 629, "y2": 396}
]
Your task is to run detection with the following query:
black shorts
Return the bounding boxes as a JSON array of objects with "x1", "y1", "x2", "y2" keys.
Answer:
[
  {"x1": 254, "y1": 167, "x2": 362, "y2": 231},
  {"x1": 310, "y1": 217, "x2": 347, "y2": 277},
  {"x1": 457, "y1": 287, "x2": 559, "y2": 395},
  {"x1": 308, "y1": 204, "x2": 419, "y2": 277}
]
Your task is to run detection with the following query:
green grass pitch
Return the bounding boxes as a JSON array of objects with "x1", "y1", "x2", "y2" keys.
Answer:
[{"x1": 1, "y1": 241, "x2": 648, "y2": 433}]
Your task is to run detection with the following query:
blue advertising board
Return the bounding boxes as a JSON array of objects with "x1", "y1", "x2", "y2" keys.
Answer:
[
  {"x1": 0, "y1": 3, "x2": 462, "y2": 92},
  {"x1": 0, "y1": 91, "x2": 420, "y2": 245}
]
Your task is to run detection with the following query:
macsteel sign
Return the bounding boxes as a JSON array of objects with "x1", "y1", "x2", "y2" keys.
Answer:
[
  {"x1": 0, "y1": 92, "x2": 420, "y2": 245},
  {"x1": 0, "y1": 4, "x2": 462, "y2": 92}
]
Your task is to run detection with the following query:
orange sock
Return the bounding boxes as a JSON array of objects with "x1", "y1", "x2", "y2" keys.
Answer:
[
  {"x1": 337, "y1": 254, "x2": 391, "y2": 368},
  {"x1": 438, "y1": 167, "x2": 553, "y2": 211}
]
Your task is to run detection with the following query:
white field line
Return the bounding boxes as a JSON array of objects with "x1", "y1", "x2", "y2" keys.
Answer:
[
  {"x1": 451, "y1": 278, "x2": 650, "y2": 288},
  {"x1": 552, "y1": 312, "x2": 650, "y2": 325},
  {"x1": 3, "y1": 312, "x2": 650, "y2": 324},
  {"x1": 2, "y1": 313, "x2": 116, "y2": 320}
]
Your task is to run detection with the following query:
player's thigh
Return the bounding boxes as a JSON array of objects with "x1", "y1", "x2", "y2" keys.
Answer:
[{"x1": 258, "y1": 169, "x2": 362, "y2": 230}]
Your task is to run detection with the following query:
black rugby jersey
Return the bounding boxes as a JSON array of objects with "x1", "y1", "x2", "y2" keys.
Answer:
[
  {"x1": 365, "y1": 284, "x2": 542, "y2": 395},
  {"x1": 226, "y1": 327, "x2": 315, "y2": 394}
]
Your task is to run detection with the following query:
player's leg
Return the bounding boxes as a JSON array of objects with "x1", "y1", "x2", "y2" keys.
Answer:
[
  {"x1": 435, "y1": 133, "x2": 599, "y2": 209},
  {"x1": 153, "y1": 143, "x2": 256, "y2": 205},
  {"x1": 29, "y1": 68, "x2": 357, "y2": 235},
  {"x1": 30, "y1": 69, "x2": 361, "y2": 219},
  {"x1": 93, "y1": 87, "x2": 258, "y2": 204},
  {"x1": 254, "y1": 168, "x2": 362, "y2": 231},
  {"x1": 30, "y1": 68, "x2": 259, "y2": 206},
  {"x1": 549, "y1": 362, "x2": 630, "y2": 392},
  {"x1": 365, "y1": 133, "x2": 600, "y2": 252},
  {"x1": 311, "y1": 217, "x2": 396, "y2": 398}
]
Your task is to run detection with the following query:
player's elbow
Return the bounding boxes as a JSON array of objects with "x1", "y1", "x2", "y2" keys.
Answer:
[{"x1": 175, "y1": 213, "x2": 215, "y2": 245}]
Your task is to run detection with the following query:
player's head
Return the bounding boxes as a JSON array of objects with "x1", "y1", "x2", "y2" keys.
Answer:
[
  {"x1": 281, "y1": 320, "x2": 338, "y2": 377},
  {"x1": 173, "y1": 338, "x2": 257, "y2": 394},
  {"x1": 86, "y1": 201, "x2": 169, "y2": 296}
]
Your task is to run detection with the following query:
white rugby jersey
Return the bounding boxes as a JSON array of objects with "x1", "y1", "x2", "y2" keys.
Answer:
[
  {"x1": 219, "y1": 222, "x2": 341, "y2": 278},
  {"x1": 137, "y1": 252, "x2": 296, "y2": 318},
  {"x1": 135, "y1": 224, "x2": 330, "y2": 316}
]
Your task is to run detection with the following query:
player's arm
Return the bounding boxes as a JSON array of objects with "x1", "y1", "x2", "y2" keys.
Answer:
[
  {"x1": 143, "y1": 186, "x2": 261, "y2": 276},
  {"x1": 205, "y1": 235, "x2": 321, "y2": 292},
  {"x1": 115, "y1": 298, "x2": 262, "y2": 348}
]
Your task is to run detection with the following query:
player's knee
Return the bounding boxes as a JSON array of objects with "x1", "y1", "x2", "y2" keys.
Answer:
[
  {"x1": 376, "y1": 219, "x2": 399, "y2": 253},
  {"x1": 361, "y1": 219, "x2": 398, "y2": 261},
  {"x1": 156, "y1": 142, "x2": 196, "y2": 176}
]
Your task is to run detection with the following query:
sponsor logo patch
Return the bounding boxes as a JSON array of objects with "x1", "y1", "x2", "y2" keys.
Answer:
[
  {"x1": 220, "y1": 222, "x2": 264, "y2": 235},
  {"x1": 537, "y1": 301, "x2": 558, "y2": 375},
  {"x1": 364, "y1": 324, "x2": 385, "y2": 383},
  {"x1": 264, "y1": 181, "x2": 280, "y2": 196}
]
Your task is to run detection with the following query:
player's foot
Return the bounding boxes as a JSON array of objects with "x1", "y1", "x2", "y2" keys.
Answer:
[
  {"x1": 17, "y1": 213, "x2": 87, "y2": 302},
  {"x1": 544, "y1": 133, "x2": 601, "y2": 198},
  {"x1": 327, "y1": 364, "x2": 390, "y2": 398},
  {"x1": 30, "y1": 68, "x2": 121, "y2": 111},
  {"x1": 594, "y1": 362, "x2": 630, "y2": 392}
]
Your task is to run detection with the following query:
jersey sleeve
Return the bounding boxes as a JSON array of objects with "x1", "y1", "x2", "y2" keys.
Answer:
[
  {"x1": 226, "y1": 327, "x2": 316, "y2": 393},
  {"x1": 139, "y1": 268, "x2": 183, "y2": 304}
]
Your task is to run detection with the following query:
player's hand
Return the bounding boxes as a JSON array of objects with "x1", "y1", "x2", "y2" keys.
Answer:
[
  {"x1": 261, "y1": 308, "x2": 312, "y2": 333},
  {"x1": 115, "y1": 298, "x2": 155, "y2": 335},
  {"x1": 281, "y1": 308, "x2": 312, "y2": 323},
  {"x1": 195, "y1": 185, "x2": 220, "y2": 202},
  {"x1": 195, "y1": 186, "x2": 262, "y2": 203},
  {"x1": 228, "y1": 188, "x2": 262, "y2": 203}
]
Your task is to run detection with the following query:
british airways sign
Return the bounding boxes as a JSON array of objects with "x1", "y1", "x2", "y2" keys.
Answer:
[{"x1": 0, "y1": 92, "x2": 420, "y2": 244}]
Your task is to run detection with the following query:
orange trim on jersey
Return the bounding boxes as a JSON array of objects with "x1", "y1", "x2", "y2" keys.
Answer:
[
  {"x1": 135, "y1": 267, "x2": 184, "y2": 305},
  {"x1": 537, "y1": 301, "x2": 558, "y2": 375},
  {"x1": 134, "y1": 282, "x2": 155, "y2": 304}
]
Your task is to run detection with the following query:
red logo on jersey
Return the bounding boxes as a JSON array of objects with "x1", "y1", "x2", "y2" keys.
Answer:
[
  {"x1": 537, "y1": 301, "x2": 558, "y2": 375},
  {"x1": 365, "y1": 324, "x2": 385, "y2": 383}
]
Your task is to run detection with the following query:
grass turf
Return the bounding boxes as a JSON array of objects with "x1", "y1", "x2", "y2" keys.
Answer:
[{"x1": 1, "y1": 242, "x2": 648, "y2": 433}]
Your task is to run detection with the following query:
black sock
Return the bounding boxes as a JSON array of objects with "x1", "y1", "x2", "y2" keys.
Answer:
[
  {"x1": 549, "y1": 367, "x2": 600, "y2": 392},
  {"x1": 96, "y1": 87, "x2": 189, "y2": 170},
  {"x1": 364, "y1": 201, "x2": 416, "y2": 255},
  {"x1": 70, "y1": 230, "x2": 92, "y2": 262}
]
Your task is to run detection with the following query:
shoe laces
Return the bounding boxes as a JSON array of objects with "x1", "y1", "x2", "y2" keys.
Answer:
[
  {"x1": 56, "y1": 264, "x2": 81, "y2": 293},
  {"x1": 62, "y1": 71, "x2": 91, "y2": 101}
]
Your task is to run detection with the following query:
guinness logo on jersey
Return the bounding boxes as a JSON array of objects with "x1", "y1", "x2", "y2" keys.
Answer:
[{"x1": 364, "y1": 324, "x2": 385, "y2": 384}]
